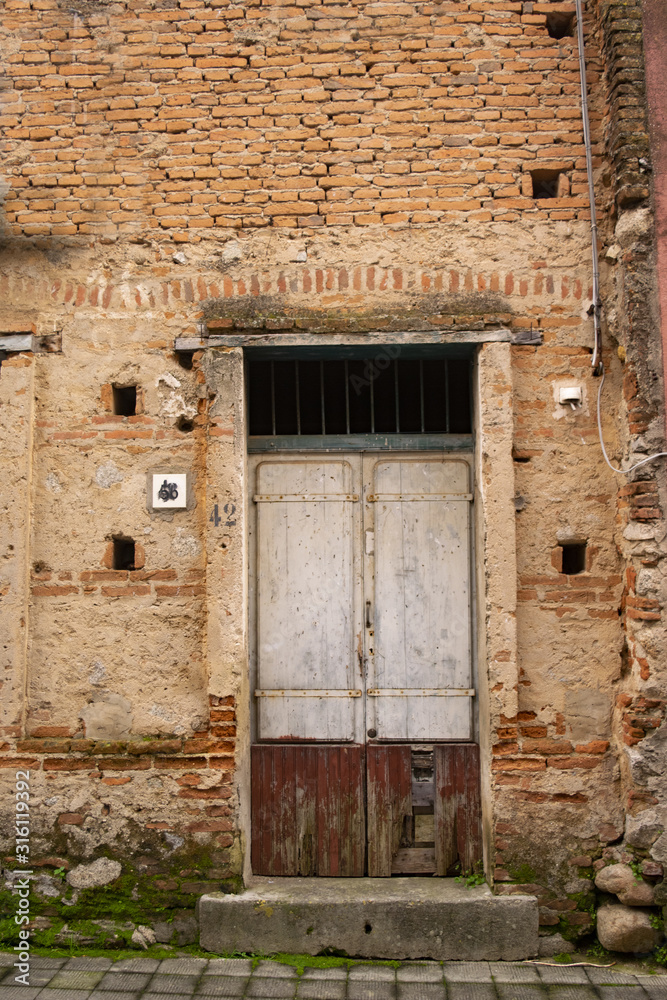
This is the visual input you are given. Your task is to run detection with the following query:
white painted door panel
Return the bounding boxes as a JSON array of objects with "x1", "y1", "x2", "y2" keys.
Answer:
[
  {"x1": 366, "y1": 457, "x2": 473, "y2": 740},
  {"x1": 252, "y1": 452, "x2": 474, "y2": 744},
  {"x1": 254, "y1": 459, "x2": 361, "y2": 740}
]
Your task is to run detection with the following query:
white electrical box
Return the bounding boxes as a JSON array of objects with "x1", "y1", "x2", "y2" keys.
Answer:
[{"x1": 559, "y1": 386, "x2": 582, "y2": 406}]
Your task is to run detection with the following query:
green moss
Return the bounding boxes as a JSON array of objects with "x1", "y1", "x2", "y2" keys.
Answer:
[
  {"x1": 567, "y1": 891, "x2": 595, "y2": 911},
  {"x1": 0, "y1": 839, "x2": 234, "y2": 946},
  {"x1": 0, "y1": 943, "x2": 417, "y2": 969},
  {"x1": 507, "y1": 863, "x2": 537, "y2": 884},
  {"x1": 268, "y1": 955, "x2": 401, "y2": 975},
  {"x1": 556, "y1": 917, "x2": 579, "y2": 943}
]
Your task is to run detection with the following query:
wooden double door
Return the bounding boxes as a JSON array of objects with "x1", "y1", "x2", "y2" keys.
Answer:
[{"x1": 249, "y1": 452, "x2": 481, "y2": 876}]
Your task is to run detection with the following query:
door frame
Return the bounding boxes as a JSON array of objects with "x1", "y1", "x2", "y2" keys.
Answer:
[
  {"x1": 196, "y1": 338, "x2": 520, "y2": 883},
  {"x1": 230, "y1": 339, "x2": 522, "y2": 881}
]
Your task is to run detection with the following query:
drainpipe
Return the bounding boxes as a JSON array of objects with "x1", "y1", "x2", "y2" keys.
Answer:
[{"x1": 574, "y1": 0, "x2": 603, "y2": 376}]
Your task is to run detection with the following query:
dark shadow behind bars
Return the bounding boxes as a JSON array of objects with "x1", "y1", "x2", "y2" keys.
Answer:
[{"x1": 248, "y1": 358, "x2": 472, "y2": 437}]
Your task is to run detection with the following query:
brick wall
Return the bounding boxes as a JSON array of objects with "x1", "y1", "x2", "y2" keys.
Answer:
[{"x1": 1, "y1": 0, "x2": 597, "y2": 237}]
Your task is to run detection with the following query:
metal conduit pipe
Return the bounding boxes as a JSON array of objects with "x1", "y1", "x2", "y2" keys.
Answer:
[{"x1": 574, "y1": 0, "x2": 604, "y2": 375}]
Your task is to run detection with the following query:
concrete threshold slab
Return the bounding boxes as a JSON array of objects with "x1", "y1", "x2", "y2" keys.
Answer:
[{"x1": 198, "y1": 877, "x2": 538, "y2": 962}]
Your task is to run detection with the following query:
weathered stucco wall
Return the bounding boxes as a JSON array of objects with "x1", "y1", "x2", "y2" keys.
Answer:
[{"x1": 0, "y1": 0, "x2": 666, "y2": 954}]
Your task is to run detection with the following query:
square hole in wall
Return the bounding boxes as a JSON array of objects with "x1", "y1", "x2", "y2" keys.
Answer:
[
  {"x1": 530, "y1": 169, "x2": 563, "y2": 200},
  {"x1": 112, "y1": 384, "x2": 137, "y2": 416},
  {"x1": 561, "y1": 542, "x2": 587, "y2": 575},
  {"x1": 546, "y1": 11, "x2": 575, "y2": 39},
  {"x1": 112, "y1": 536, "x2": 135, "y2": 570}
]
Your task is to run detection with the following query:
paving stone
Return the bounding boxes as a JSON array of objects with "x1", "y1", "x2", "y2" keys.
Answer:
[
  {"x1": 203, "y1": 965, "x2": 252, "y2": 979},
  {"x1": 3, "y1": 970, "x2": 58, "y2": 989},
  {"x1": 585, "y1": 968, "x2": 640, "y2": 986},
  {"x1": 396, "y1": 984, "x2": 445, "y2": 1000},
  {"x1": 546, "y1": 988, "x2": 599, "y2": 1000},
  {"x1": 0, "y1": 960, "x2": 15, "y2": 969},
  {"x1": 141, "y1": 993, "x2": 196, "y2": 1000},
  {"x1": 596, "y1": 988, "x2": 648, "y2": 1000},
  {"x1": 37, "y1": 991, "x2": 95, "y2": 1000},
  {"x1": 96, "y1": 975, "x2": 153, "y2": 992},
  {"x1": 446, "y1": 986, "x2": 498, "y2": 1000},
  {"x1": 23, "y1": 962, "x2": 66, "y2": 971},
  {"x1": 46, "y1": 971, "x2": 106, "y2": 990},
  {"x1": 295, "y1": 981, "x2": 346, "y2": 1000},
  {"x1": 396, "y1": 968, "x2": 443, "y2": 984},
  {"x1": 156, "y1": 965, "x2": 207, "y2": 979},
  {"x1": 246, "y1": 979, "x2": 295, "y2": 999},
  {"x1": 89, "y1": 991, "x2": 142, "y2": 1000},
  {"x1": 443, "y1": 964, "x2": 493, "y2": 984},
  {"x1": 107, "y1": 963, "x2": 161, "y2": 974},
  {"x1": 495, "y1": 986, "x2": 546, "y2": 1000},
  {"x1": 536, "y1": 967, "x2": 590, "y2": 985},
  {"x1": 196, "y1": 979, "x2": 248, "y2": 998},
  {"x1": 349, "y1": 970, "x2": 395, "y2": 984},
  {"x1": 347, "y1": 985, "x2": 396, "y2": 1000},
  {"x1": 641, "y1": 983, "x2": 667, "y2": 999},
  {"x1": 0, "y1": 987, "x2": 43, "y2": 1000},
  {"x1": 253, "y1": 968, "x2": 296, "y2": 982},
  {"x1": 146, "y1": 978, "x2": 200, "y2": 995},
  {"x1": 489, "y1": 964, "x2": 541, "y2": 983},
  {"x1": 300, "y1": 971, "x2": 347, "y2": 982},
  {"x1": 63, "y1": 963, "x2": 113, "y2": 973}
]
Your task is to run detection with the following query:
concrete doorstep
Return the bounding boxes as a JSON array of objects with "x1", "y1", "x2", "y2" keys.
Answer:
[{"x1": 198, "y1": 877, "x2": 539, "y2": 961}]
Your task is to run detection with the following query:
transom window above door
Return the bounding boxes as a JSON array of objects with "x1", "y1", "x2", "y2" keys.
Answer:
[{"x1": 246, "y1": 352, "x2": 472, "y2": 451}]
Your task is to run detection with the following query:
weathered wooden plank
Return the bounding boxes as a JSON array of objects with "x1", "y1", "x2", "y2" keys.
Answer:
[
  {"x1": 462, "y1": 743, "x2": 483, "y2": 872},
  {"x1": 250, "y1": 745, "x2": 263, "y2": 873},
  {"x1": 174, "y1": 329, "x2": 514, "y2": 352},
  {"x1": 281, "y1": 745, "x2": 297, "y2": 875},
  {"x1": 367, "y1": 745, "x2": 412, "y2": 877},
  {"x1": 271, "y1": 746, "x2": 285, "y2": 876},
  {"x1": 367, "y1": 745, "x2": 389, "y2": 877},
  {"x1": 435, "y1": 744, "x2": 458, "y2": 876},
  {"x1": 391, "y1": 847, "x2": 437, "y2": 874},
  {"x1": 434, "y1": 744, "x2": 482, "y2": 876},
  {"x1": 319, "y1": 746, "x2": 339, "y2": 876},
  {"x1": 391, "y1": 745, "x2": 412, "y2": 858},
  {"x1": 339, "y1": 747, "x2": 352, "y2": 876},
  {"x1": 295, "y1": 745, "x2": 316, "y2": 875},
  {"x1": 260, "y1": 746, "x2": 275, "y2": 875},
  {"x1": 347, "y1": 745, "x2": 366, "y2": 876}
]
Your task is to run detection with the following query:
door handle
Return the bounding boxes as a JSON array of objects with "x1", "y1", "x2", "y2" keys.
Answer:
[{"x1": 366, "y1": 600, "x2": 372, "y2": 629}]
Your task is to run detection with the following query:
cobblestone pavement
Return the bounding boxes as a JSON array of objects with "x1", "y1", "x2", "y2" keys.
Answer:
[{"x1": 2, "y1": 954, "x2": 667, "y2": 1000}]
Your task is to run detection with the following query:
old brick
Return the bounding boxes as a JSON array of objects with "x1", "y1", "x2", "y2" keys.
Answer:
[{"x1": 57, "y1": 813, "x2": 85, "y2": 825}]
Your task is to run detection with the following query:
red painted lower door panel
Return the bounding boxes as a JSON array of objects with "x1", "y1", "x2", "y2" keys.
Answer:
[{"x1": 251, "y1": 743, "x2": 482, "y2": 877}]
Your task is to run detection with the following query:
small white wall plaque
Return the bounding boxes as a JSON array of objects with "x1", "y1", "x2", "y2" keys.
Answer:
[{"x1": 152, "y1": 473, "x2": 187, "y2": 509}]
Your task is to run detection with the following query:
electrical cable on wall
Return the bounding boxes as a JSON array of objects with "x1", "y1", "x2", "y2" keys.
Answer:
[
  {"x1": 597, "y1": 372, "x2": 667, "y2": 474},
  {"x1": 576, "y1": 0, "x2": 667, "y2": 475}
]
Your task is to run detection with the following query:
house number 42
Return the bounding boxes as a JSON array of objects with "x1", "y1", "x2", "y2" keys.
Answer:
[{"x1": 210, "y1": 503, "x2": 236, "y2": 527}]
